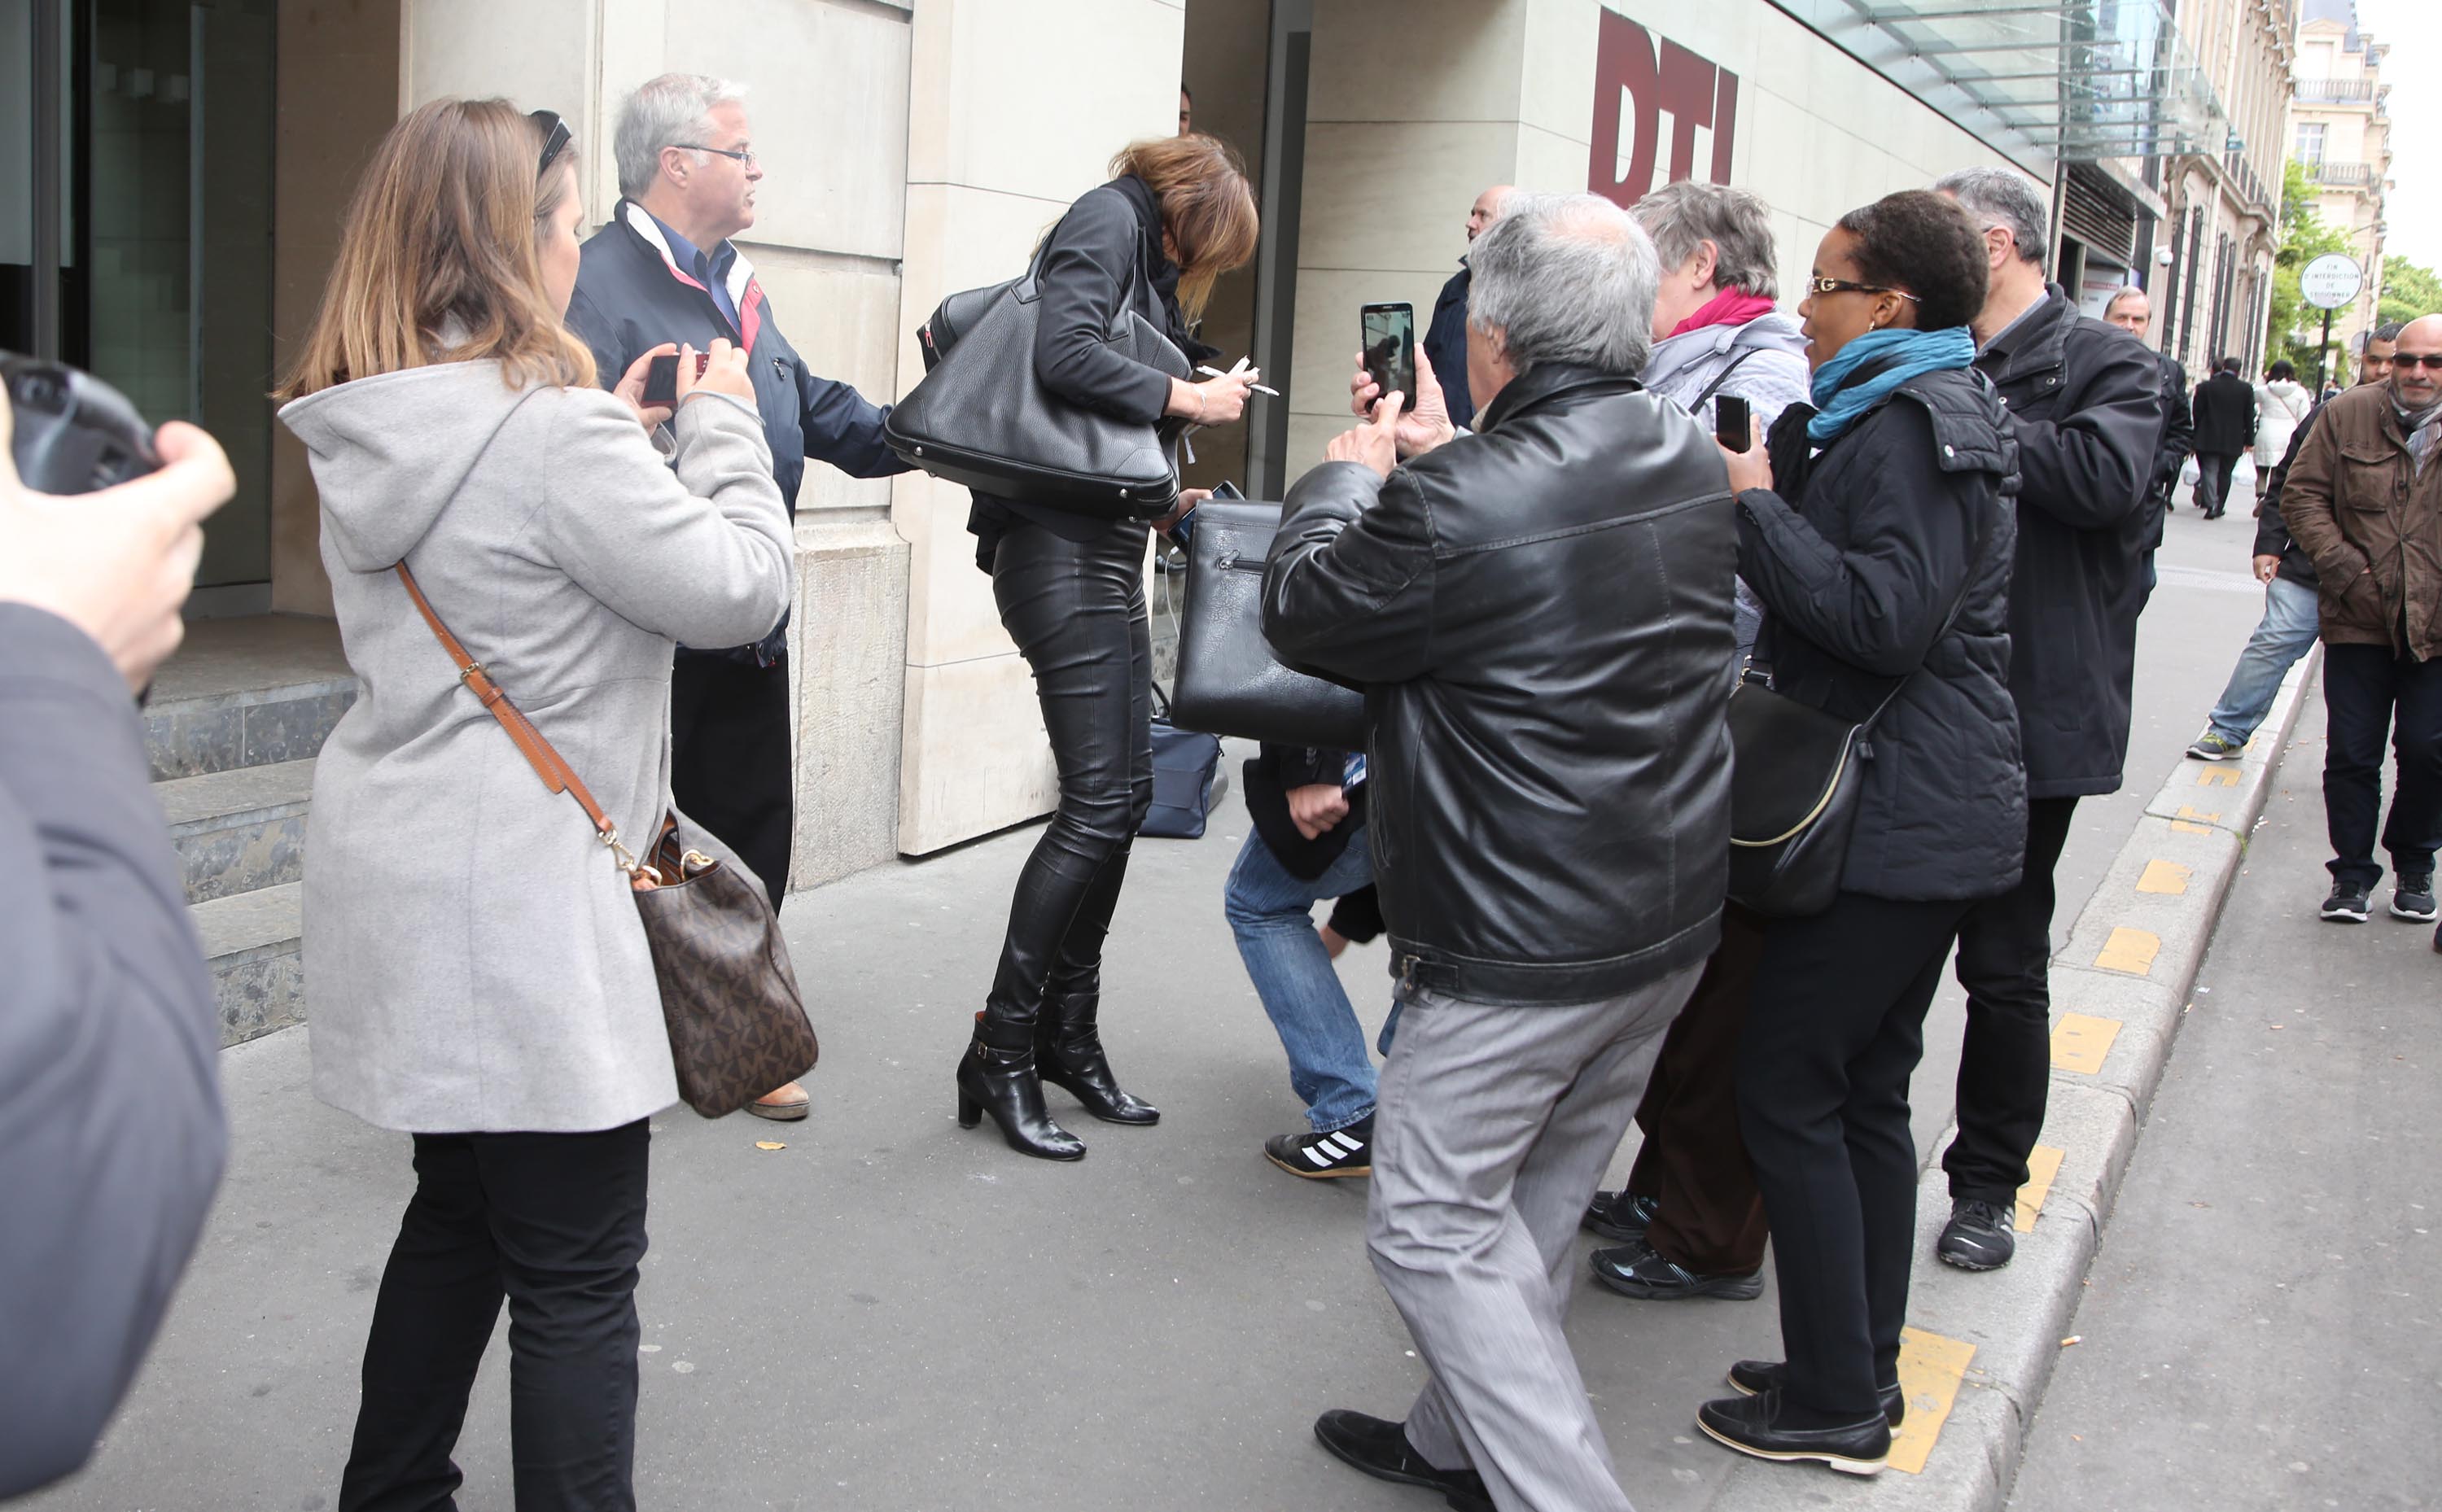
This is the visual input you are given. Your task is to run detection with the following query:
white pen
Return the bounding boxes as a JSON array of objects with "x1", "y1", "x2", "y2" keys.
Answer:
[{"x1": 1197, "y1": 364, "x2": 1280, "y2": 397}]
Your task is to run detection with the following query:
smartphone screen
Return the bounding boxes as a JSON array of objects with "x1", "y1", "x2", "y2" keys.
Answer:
[
  {"x1": 641, "y1": 353, "x2": 681, "y2": 406},
  {"x1": 1714, "y1": 394, "x2": 1753, "y2": 452},
  {"x1": 1361, "y1": 303, "x2": 1417, "y2": 409}
]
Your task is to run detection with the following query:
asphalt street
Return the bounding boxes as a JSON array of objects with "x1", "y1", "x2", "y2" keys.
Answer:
[{"x1": 24, "y1": 482, "x2": 2304, "y2": 1512}]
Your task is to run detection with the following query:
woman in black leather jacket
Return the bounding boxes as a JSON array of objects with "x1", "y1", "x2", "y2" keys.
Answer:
[
  {"x1": 1692, "y1": 190, "x2": 2025, "y2": 1475},
  {"x1": 959, "y1": 136, "x2": 1258, "y2": 1160}
]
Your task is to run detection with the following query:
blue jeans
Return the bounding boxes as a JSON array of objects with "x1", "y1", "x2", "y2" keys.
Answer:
[
  {"x1": 1224, "y1": 823, "x2": 1394, "y2": 1134},
  {"x1": 2203, "y1": 575, "x2": 2320, "y2": 745}
]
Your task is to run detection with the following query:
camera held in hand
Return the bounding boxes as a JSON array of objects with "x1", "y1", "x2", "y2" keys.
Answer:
[{"x1": 1, "y1": 352, "x2": 162, "y2": 495}]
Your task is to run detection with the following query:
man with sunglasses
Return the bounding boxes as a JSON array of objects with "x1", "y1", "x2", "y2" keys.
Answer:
[
  {"x1": 1930, "y1": 168, "x2": 2161, "y2": 1274},
  {"x1": 2278, "y1": 313, "x2": 2442, "y2": 932},
  {"x1": 566, "y1": 76, "x2": 909, "y2": 1121}
]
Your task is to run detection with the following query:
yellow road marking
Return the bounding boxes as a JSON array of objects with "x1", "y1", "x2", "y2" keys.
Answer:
[
  {"x1": 2196, "y1": 767, "x2": 2239, "y2": 787},
  {"x1": 2169, "y1": 804, "x2": 2221, "y2": 835},
  {"x1": 2051, "y1": 1013, "x2": 2122, "y2": 1073},
  {"x1": 2136, "y1": 859, "x2": 2192, "y2": 894},
  {"x1": 1888, "y1": 1327, "x2": 1977, "y2": 1475},
  {"x1": 2094, "y1": 926, "x2": 2160, "y2": 974},
  {"x1": 2015, "y1": 1144, "x2": 2066, "y2": 1232}
]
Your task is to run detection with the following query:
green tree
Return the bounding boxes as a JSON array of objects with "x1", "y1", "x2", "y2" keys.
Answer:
[
  {"x1": 2378, "y1": 257, "x2": 2442, "y2": 330},
  {"x1": 2267, "y1": 159, "x2": 2356, "y2": 379}
]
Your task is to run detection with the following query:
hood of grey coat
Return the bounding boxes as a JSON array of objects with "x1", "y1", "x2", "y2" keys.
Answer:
[
  {"x1": 1641, "y1": 310, "x2": 1810, "y2": 397},
  {"x1": 278, "y1": 362, "x2": 545, "y2": 573}
]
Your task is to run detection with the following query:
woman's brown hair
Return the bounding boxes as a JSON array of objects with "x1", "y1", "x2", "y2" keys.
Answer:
[
  {"x1": 1109, "y1": 134, "x2": 1258, "y2": 321},
  {"x1": 278, "y1": 98, "x2": 595, "y2": 399}
]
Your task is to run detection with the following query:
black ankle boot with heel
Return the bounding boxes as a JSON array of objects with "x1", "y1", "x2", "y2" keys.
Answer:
[
  {"x1": 1035, "y1": 991, "x2": 1158, "y2": 1125},
  {"x1": 956, "y1": 1012, "x2": 1086, "y2": 1161}
]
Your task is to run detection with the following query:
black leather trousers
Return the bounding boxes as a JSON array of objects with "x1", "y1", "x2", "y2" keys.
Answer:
[{"x1": 985, "y1": 518, "x2": 1154, "y2": 1029}]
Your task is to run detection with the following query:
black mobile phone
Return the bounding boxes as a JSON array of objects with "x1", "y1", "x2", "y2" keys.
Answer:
[
  {"x1": 1715, "y1": 394, "x2": 1753, "y2": 452},
  {"x1": 1361, "y1": 302, "x2": 1417, "y2": 409},
  {"x1": 641, "y1": 353, "x2": 682, "y2": 407},
  {"x1": 2, "y1": 350, "x2": 161, "y2": 493}
]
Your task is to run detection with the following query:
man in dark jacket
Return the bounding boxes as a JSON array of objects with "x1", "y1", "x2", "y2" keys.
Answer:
[
  {"x1": 1935, "y1": 168, "x2": 2162, "y2": 1272},
  {"x1": 2279, "y1": 312, "x2": 2442, "y2": 929},
  {"x1": 2187, "y1": 325, "x2": 2400, "y2": 761},
  {"x1": 2190, "y1": 356, "x2": 2258, "y2": 519},
  {"x1": 0, "y1": 399, "x2": 233, "y2": 1497},
  {"x1": 1268, "y1": 193, "x2": 1734, "y2": 1512},
  {"x1": 1420, "y1": 185, "x2": 1512, "y2": 429},
  {"x1": 2103, "y1": 286, "x2": 2190, "y2": 579},
  {"x1": 566, "y1": 75, "x2": 908, "y2": 1120}
]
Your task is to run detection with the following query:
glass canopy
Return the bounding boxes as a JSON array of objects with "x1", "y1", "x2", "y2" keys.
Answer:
[{"x1": 1772, "y1": 0, "x2": 2234, "y2": 168}]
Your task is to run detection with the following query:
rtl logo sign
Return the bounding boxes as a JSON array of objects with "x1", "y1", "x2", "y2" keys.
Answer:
[{"x1": 1588, "y1": 11, "x2": 1739, "y2": 209}]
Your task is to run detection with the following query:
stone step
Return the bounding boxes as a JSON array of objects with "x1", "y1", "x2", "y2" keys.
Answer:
[
  {"x1": 155, "y1": 758, "x2": 316, "y2": 904},
  {"x1": 143, "y1": 614, "x2": 357, "y2": 780},
  {"x1": 190, "y1": 881, "x2": 304, "y2": 1048}
]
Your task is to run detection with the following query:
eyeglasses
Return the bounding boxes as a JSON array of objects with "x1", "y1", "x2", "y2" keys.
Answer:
[
  {"x1": 529, "y1": 109, "x2": 571, "y2": 178},
  {"x1": 672, "y1": 143, "x2": 758, "y2": 168},
  {"x1": 2392, "y1": 353, "x2": 2442, "y2": 370},
  {"x1": 1803, "y1": 277, "x2": 1918, "y2": 301}
]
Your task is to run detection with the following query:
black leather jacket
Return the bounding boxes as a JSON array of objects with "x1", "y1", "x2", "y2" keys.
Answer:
[{"x1": 1261, "y1": 363, "x2": 1737, "y2": 1006}]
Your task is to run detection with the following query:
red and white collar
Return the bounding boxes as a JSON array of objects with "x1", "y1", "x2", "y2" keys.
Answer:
[{"x1": 619, "y1": 200, "x2": 766, "y2": 354}]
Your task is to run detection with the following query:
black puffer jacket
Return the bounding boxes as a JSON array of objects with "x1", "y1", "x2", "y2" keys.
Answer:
[
  {"x1": 1261, "y1": 363, "x2": 1736, "y2": 1007},
  {"x1": 1978, "y1": 287, "x2": 2161, "y2": 799},
  {"x1": 1740, "y1": 369, "x2": 2026, "y2": 901}
]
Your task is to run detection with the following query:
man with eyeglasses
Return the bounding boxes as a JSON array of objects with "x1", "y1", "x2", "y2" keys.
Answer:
[
  {"x1": 567, "y1": 74, "x2": 909, "y2": 1122},
  {"x1": 1930, "y1": 168, "x2": 2161, "y2": 1274},
  {"x1": 2278, "y1": 312, "x2": 2442, "y2": 933}
]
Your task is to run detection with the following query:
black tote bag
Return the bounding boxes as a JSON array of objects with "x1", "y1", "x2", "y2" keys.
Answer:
[{"x1": 1170, "y1": 500, "x2": 1369, "y2": 749}]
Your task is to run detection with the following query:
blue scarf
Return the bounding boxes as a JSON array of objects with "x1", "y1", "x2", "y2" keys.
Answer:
[{"x1": 1805, "y1": 326, "x2": 1979, "y2": 444}]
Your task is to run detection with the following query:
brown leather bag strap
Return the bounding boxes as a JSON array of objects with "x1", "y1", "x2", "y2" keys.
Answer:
[{"x1": 392, "y1": 562, "x2": 621, "y2": 844}]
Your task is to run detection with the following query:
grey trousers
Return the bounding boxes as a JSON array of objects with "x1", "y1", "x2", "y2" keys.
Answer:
[{"x1": 1367, "y1": 964, "x2": 1705, "y2": 1512}]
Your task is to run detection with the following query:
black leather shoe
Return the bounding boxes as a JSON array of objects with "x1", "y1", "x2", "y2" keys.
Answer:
[
  {"x1": 1937, "y1": 1197, "x2": 2015, "y2": 1270},
  {"x1": 1582, "y1": 1189, "x2": 1658, "y2": 1243},
  {"x1": 1035, "y1": 994, "x2": 1159, "y2": 1125},
  {"x1": 1726, "y1": 1360, "x2": 1903, "y2": 1427},
  {"x1": 1696, "y1": 1389, "x2": 1888, "y2": 1475},
  {"x1": 1590, "y1": 1240, "x2": 1761, "y2": 1300},
  {"x1": 956, "y1": 1014, "x2": 1085, "y2": 1161},
  {"x1": 1313, "y1": 1410, "x2": 1492, "y2": 1510}
]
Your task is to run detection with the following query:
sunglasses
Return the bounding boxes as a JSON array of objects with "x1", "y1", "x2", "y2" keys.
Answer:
[
  {"x1": 1803, "y1": 277, "x2": 1919, "y2": 302},
  {"x1": 530, "y1": 108, "x2": 572, "y2": 178},
  {"x1": 2392, "y1": 353, "x2": 2442, "y2": 370}
]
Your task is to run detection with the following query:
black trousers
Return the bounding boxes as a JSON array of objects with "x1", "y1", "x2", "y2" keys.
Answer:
[
  {"x1": 2322, "y1": 640, "x2": 2442, "y2": 889},
  {"x1": 339, "y1": 1123, "x2": 650, "y2": 1512},
  {"x1": 1624, "y1": 902, "x2": 1770, "y2": 1275},
  {"x1": 1943, "y1": 795, "x2": 2078, "y2": 1208},
  {"x1": 985, "y1": 518, "x2": 1153, "y2": 1027},
  {"x1": 2194, "y1": 452, "x2": 2240, "y2": 515},
  {"x1": 1737, "y1": 891, "x2": 1970, "y2": 1425},
  {"x1": 670, "y1": 652, "x2": 793, "y2": 910}
]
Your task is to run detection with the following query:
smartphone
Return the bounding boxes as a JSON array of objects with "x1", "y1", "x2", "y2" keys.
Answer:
[
  {"x1": 1361, "y1": 302, "x2": 1417, "y2": 409},
  {"x1": 640, "y1": 350, "x2": 712, "y2": 407},
  {"x1": 1169, "y1": 479, "x2": 1241, "y2": 550},
  {"x1": 1714, "y1": 393, "x2": 1753, "y2": 452}
]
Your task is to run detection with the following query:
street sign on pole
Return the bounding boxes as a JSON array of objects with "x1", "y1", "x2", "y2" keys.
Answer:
[{"x1": 2300, "y1": 254, "x2": 2365, "y2": 312}]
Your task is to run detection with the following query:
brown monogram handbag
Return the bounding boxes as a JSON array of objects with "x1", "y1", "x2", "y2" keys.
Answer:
[{"x1": 396, "y1": 564, "x2": 819, "y2": 1118}]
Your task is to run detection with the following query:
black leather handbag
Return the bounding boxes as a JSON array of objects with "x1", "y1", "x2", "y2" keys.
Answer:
[
  {"x1": 886, "y1": 230, "x2": 1190, "y2": 519},
  {"x1": 1170, "y1": 500, "x2": 1369, "y2": 749}
]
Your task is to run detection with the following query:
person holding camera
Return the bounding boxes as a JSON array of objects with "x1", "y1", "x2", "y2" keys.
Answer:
[
  {"x1": 956, "y1": 135, "x2": 1258, "y2": 1162},
  {"x1": 0, "y1": 388, "x2": 234, "y2": 1497},
  {"x1": 1697, "y1": 190, "x2": 2023, "y2": 1475},
  {"x1": 276, "y1": 100, "x2": 793, "y2": 1510}
]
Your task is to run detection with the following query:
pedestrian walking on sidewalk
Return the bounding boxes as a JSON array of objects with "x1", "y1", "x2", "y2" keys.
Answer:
[
  {"x1": 957, "y1": 135, "x2": 1259, "y2": 1160},
  {"x1": 2191, "y1": 356, "x2": 2258, "y2": 520},
  {"x1": 277, "y1": 100, "x2": 794, "y2": 1511},
  {"x1": 1696, "y1": 190, "x2": 2024, "y2": 1477},
  {"x1": 2101, "y1": 285, "x2": 2190, "y2": 601},
  {"x1": 2255, "y1": 360, "x2": 2314, "y2": 474},
  {"x1": 1931, "y1": 167, "x2": 2160, "y2": 1274},
  {"x1": 2186, "y1": 326, "x2": 2400, "y2": 763},
  {"x1": 1269, "y1": 191, "x2": 1735, "y2": 1512},
  {"x1": 2276, "y1": 312, "x2": 2442, "y2": 930}
]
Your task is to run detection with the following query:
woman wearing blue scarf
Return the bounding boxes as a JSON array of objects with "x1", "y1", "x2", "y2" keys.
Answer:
[{"x1": 1693, "y1": 191, "x2": 2027, "y2": 1476}]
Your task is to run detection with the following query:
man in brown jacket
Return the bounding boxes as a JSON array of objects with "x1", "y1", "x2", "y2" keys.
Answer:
[{"x1": 2280, "y1": 313, "x2": 2442, "y2": 928}]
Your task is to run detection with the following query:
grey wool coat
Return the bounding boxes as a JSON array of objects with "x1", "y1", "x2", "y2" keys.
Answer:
[{"x1": 279, "y1": 365, "x2": 794, "y2": 1133}]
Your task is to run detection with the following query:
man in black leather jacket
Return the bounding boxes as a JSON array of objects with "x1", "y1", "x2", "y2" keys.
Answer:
[
  {"x1": 1935, "y1": 168, "x2": 2162, "y2": 1273},
  {"x1": 1263, "y1": 193, "x2": 1735, "y2": 1512}
]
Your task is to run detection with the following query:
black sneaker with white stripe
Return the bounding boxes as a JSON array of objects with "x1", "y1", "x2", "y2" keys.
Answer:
[{"x1": 1265, "y1": 1117, "x2": 1373, "y2": 1179}]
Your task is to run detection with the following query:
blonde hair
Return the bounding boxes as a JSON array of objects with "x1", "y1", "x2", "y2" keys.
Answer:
[
  {"x1": 1108, "y1": 134, "x2": 1258, "y2": 321},
  {"x1": 279, "y1": 98, "x2": 595, "y2": 399}
]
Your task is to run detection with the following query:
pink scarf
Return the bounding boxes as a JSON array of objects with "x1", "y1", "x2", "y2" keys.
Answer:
[{"x1": 1670, "y1": 288, "x2": 1779, "y2": 339}]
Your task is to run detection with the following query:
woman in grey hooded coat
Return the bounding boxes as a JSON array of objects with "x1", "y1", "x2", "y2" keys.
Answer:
[{"x1": 276, "y1": 100, "x2": 790, "y2": 1510}]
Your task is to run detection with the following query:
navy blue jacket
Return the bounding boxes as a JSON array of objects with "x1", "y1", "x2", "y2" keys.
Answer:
[
  {"x1": 1424, "y1": 262, "x2": 1474, "y2": 427},
  {"x1": 567, "y1": 200, "x2": 909, "y2": 658}
]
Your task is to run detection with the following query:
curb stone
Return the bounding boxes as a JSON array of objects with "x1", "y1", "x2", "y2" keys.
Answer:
[{"x1": 1699, "y1": 646, "x2": 2321, "y2": 1512}]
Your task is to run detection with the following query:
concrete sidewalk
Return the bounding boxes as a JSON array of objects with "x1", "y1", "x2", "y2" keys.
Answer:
[{"x1": 26, "y1": 515, "x2": 2279, "y2": 1512}]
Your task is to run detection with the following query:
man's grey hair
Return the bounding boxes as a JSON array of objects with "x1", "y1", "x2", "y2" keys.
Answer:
[
  {"x1": 1935, "y1": 166, "x2": 2050, "y2": 273},
  {"x1": 1468, "y1": 192, "x2": 1660, "y2": 378},
  {"x1": 615, "y1": 74, "x2": 750, "y2": 199},
  {"x1": 2104, "y1": 285, "x2": 2148, "y2": 316},
  {"x1": 1630, "y1": 181, "x2": 1779, "y2": 299}
]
